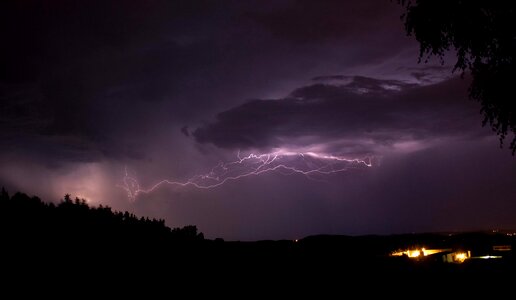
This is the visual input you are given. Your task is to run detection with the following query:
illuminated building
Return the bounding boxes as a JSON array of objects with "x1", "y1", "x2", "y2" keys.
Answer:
[{"x1": 391, "y1": 248, "x2": 471, "y2": 263}]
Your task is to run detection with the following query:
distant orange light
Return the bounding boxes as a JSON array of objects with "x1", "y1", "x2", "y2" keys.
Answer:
[
  {"x1": 391, "y1": 248, "x2": 451, "y2": 258},
  {"x1": 454, "y1": 252, "x2": 468, "y2": 263},
  {"x1": 391, "y1": 249, "x2": 423, "y2": 257}
]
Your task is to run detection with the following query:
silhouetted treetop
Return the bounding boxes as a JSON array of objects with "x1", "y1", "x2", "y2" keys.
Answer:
[
  {"x1": 399, "y1": 0, "x2": 516, "y2": 154},
  {"x1": 0, "y1": 188, "x2": 204, "y2": 245}
]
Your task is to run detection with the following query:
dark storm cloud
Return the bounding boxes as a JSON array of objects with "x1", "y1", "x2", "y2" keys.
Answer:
[
  {"x1": 250, "y1": 0, "x2": 401, "y2": 43},
  {"x1": 310, "y1": 75, "x2": 419, "y2": 92},
  {"x1": 0, "y1": 0, "x2": 217, "y2": 83},
  {"x1": 193, "y1": 75, "x2": 484, "y2": 154},
  {"x1": 0, "y1": 0, "x2": 229, "y2": 164},
  {"x1": 247, "y1": 0, "x2": 415, "y2": 71},
  {"x1": 397, "y1": 65, "x2": 454, "y2": 83},
  {"x1": 181, "y1": 126, "x2": 190, "y2": 137},
  {"x1": 1, "y1": 0, "x2": 415, "y2": 166}
]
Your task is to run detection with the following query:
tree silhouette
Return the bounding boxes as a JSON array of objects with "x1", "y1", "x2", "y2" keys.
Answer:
[
  {"x1": 0, "y1": 188, "x2": 204, "y2": 251},
  {"x1": 0, "y1": 187, "x2": 8, "y2": 202},
  {"x1": 399, "y1": 0, "x2": 516, "y2": 154}
]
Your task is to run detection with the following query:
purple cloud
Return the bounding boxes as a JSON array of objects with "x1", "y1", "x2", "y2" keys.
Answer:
[{"x1": 193, "y1": 75, "x2": 485, "y2": 156}]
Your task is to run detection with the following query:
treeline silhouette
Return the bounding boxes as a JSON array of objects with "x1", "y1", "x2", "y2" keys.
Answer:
[
  {"x1": 1, "y1": 188, "x2": 514, "y2": 287},
  {"x1": 0, "y1": 188, "x2": 203, "y2": 250}
]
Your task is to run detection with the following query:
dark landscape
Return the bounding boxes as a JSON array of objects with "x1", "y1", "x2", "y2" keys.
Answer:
[{"x1": 3, "y1": 189, "x2": 514, "y2": 283}]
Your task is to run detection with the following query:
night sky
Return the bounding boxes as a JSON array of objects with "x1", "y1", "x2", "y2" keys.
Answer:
[{"x1": 1, "y1": 0, "x2": 515, "y2": 240}]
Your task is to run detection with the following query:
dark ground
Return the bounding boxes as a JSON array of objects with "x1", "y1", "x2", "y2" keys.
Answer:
[{"x1": 1, "y1": 190, "x2": 514, "y2": 293}]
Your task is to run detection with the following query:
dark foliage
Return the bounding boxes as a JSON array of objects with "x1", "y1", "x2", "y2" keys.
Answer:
[
  {"x1": 399, "y1": 0, "x2": 516, "y2": 154},
  {"x1": 0, "y1": 189, "x2": 204, "y2": 249}
]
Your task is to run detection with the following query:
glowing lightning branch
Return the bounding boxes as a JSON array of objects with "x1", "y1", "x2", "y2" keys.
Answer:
[{"x1": 118, "y1": 151, "x2": 373, "y2": 201}]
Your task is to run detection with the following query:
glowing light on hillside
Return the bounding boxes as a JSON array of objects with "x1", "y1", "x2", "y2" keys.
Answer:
[
  {"x1": 454, "y1": 252, "x2": 468, "y2": 263},
  {"x1": 391, "y1": 248, "x2": 451, "y2": 258}
]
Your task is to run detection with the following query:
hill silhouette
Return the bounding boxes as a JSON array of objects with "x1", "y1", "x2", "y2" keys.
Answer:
[{"x1": 1, "y1": 187, "x2": 514, "y2": 288}]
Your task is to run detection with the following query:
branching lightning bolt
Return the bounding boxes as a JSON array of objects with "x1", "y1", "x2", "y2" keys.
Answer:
[{"x1": 118, "y1": 151, "x2": 373, "y2": 201}]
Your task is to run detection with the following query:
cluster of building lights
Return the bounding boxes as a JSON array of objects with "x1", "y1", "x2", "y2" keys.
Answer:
[{"x1": 391, "y1": 248, "x2": 470, "y2": 263}]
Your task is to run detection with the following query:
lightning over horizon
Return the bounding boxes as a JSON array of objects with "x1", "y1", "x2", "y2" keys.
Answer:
[
  {"x1": 118, "y1": 151, "x2": 373, "y2": 201},
  {"x1": 3, "y1": 0, "x2": 516, "y2": 241}
]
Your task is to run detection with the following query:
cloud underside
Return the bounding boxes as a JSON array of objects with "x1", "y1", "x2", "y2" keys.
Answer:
[{"x1": 193, "y1": 75, "x2": 485, "y2": 155}]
